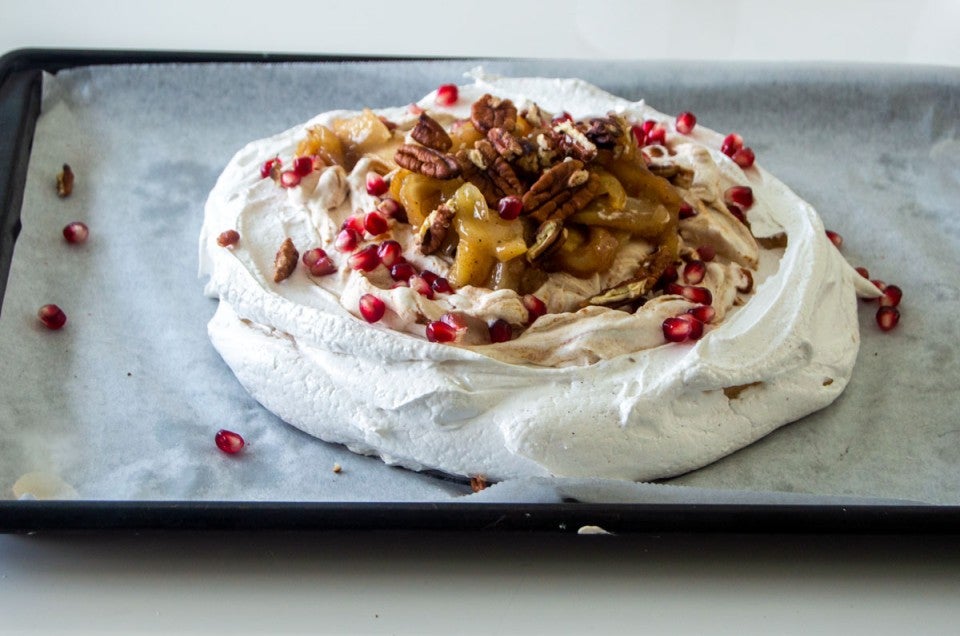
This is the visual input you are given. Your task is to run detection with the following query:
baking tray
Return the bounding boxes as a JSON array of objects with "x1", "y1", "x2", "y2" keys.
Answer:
[{"x1": 1, "y1": 48, "x2": 958, "y2": 534}]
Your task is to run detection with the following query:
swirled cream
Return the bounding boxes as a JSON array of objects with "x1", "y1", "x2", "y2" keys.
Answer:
[{"x1": 199, "y1": 73, "x2": 880, "y2": 481}]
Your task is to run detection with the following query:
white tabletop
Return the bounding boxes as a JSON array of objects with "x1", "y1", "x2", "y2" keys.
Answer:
[{"x1": 2, "y1": 1, "x2": 959, "y2": 634}]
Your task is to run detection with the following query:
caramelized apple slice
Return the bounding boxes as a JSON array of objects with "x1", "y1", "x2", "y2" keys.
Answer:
[
  {"x1": 391, "y1": 170, "x2": 464, "y2": 228},
  {"x1": 549, "y1": 225, "x2": 620, "y2": 278},
  {"x1": 332, "y1": 109, "x2": 394, "y2": 165}
]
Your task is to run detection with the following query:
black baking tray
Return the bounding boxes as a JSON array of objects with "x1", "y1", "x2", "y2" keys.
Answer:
[{"x1": 1, "y1": 48, "x2": 958, "y2": 534}]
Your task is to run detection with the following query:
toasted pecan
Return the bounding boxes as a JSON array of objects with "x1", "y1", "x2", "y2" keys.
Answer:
[
  {"x1": 273, "y1": 238, "x2": 299, "y2": 283},
  {"x1": 410, "y1": 113, "x2": 452, "y2": 152},
  {"x1": 470, "y1": 94, "x2": 518, "y2": 133},
  {"x1": 394, "y1": 144, "x2": 461, "y2": 179}
]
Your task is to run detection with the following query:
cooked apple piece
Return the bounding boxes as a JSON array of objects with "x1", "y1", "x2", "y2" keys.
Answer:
[
  {"x1": 391, "y1": 170, "x2": 464, "y2": 228},
  {"x1": 550, "y1": 225, "x2": 620, "y2": 278},
  {"x1": 332, "y1": 109, "x2": 393, "y2": 162},
  {"x1": 447, "y1": 183, "x2": 527, "y2": 288},
  {"x1": 568, "y1": 197, "x2": 672, "y2": 239},
  {"x1": 296, "y1": 125, "x2": 345, "y2": 166},
  {"x1": 448, "y1": 120, "x2": 484, "y2": 151}
]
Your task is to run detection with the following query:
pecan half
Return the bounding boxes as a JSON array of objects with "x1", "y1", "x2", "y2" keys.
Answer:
[
  {"x1": 583, "y1": 116, "x2": 623, "y2": 149},
  {"x1": 471, "y1": 94, "x2": 517, "y2": 133},
  {"x1": 410, "y1": 113, "x2": 452, "y2": 152},
  {"x1": 587, "y1": 276, "x2": 654, "y2": 307},
  {"x1": 538, "y1": 174, "x2": 602, "y2": 224},
  {"x1": 736, "y1": 268, "x2": 754, "y2": 294},
  {"x1": 56, "y1": 164, "x2": 74, "y2": 198},
  {"x1": 526, "y1": 220, "x2": 566, "y2": 263},
  {"x1": 476, "y1": 140, "x2": 523, "y2": 198},
  {"x1": 456, "y1": 149, "x2": 501, "y2": 206},
  {"x1": 522, "y1": 160, "x2": 585, "y2": 213},
  {"x1": 273, "y1": 237, "x2": 299, "y2": 283},
  {"x1": 394, "y1": 144, "x2": 460, "y2": 179},
  {"x1": 487, "y1": 127, "x2": 523, "y2": 161},
  {"x1": 554, "y1": 119, "x2": 597, "y2": 162},
  {"x1": 418, "y1": 203, "x2": 456, "y2": 255}
]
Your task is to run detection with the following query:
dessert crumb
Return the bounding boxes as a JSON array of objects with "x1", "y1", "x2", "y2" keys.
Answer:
[
  {"x1": 332, "y1": 463, "x2": 342, "y2": 474},
  {"x1": 56, "y1": 164, "x2": 75, "y2": 198},
  {"x1": 470, "y1": 475, "x2": 488, "y2": 492}
]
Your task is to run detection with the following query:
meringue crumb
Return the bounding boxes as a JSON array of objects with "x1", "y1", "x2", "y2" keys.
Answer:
[{"x1": 332, "y1": 463, "x2": 342, "y2": 473}]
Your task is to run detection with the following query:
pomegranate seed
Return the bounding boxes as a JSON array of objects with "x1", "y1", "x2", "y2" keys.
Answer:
[
  {"x1": 641, "y1": 120, "x2": 657, "y2": 135},
  {"x1": 675, "y1": 313, "x2": 705, "y2": 340},
  {"x1": 662, "y1": 316, "x2": 693, "y2": 343},
  {"x1": 732, "y1": 147, "x2": 756, "y2": 169},
  {"x1": 420, "y1": 270, "x2": 439, "y2": 286},
  {"x1": 279, "y1": 170, "x2": 301, "y2": 188},
  {"x1": 292, "y1": 156, "x2": 314, "y2": 177},
  {"x1": 826, "y1": 230, "x2": 843, "y2": 249},
  {"x1": 435, "y1": 84, "x2": 459, "y2": 107},
  {"x1": 408, "y1": 103, "x2": 424, "y2": 115},
  {"x1": 409, "y1": 275, "x2": 435, "y2": 299},
  {"x1": 678, "y1": 202, "x2": 696, "y2": 220},
  {"x1": 342, "y1": 215, "x2": 366, "y2": 234},
  {"x1": 426, "y1": 320, "x2": 458, "y2": 343},
  {"x1": 630, "y1": 124, "x2": 645, "y2": 146},
  {"x1": 721, "y1": 133, "x2": 743, "y2": 157},
  {"x1": 552, "y1": 111, "x2": 573, "y2": 124},
  {"x1": 377, "y1": 240, "x2": 403, "y2": 267},
  {"x1": 658, "y1": 264, "x2": 679, "y2": 287},
  {"x1": 389, "y1": 261, "x2": 416, "y2": 282},
  {"x1": 688, "y1": 304, "x2": 716, "y2": 324},
  {"x1": 349, "y1": 244, "x2": 381, "y2": 272},
  {"x1": 439, "y1": 312, "x2": 470, "y2": 331},
  {"x1": 37, "y1": 304, "x2": 67, "y2": 330},
  {"x1": 724, "y1": 186, "x2": 754, "y2": 210},
  {"x1": 497, "y1": 195, "x2": 523, "y2": 220},
  {"x1": 302, "y1": 248, "x2": 336, "y2": 276},
  {"x1": 260, "y1": 157, "x2": 280, "y2": 179},
  {"x1": 697, "y1": 245, "x2": 716, "y2": 262},
  {"x1": 675, "y1": 111, "x2": 697, "y2": 134},
  {"x1": 488, "y1": 319, "x2": 512, "y2": 343},
  {"x1": 727, "y1": 203, "x2": 747, "y2": 224},
  {"x1": 217, "y1": 229, "x2": 239, "y2": 248},
  {"x1": 335, "y1": 228, "x2": 360, "y2": 252},
  {"x1": 359, "y1": 294, "x2": 386, "y2": 323},
  {"x1": 364, "y1": 210, "x2": 389, "y2": 236},
  {"x1": 876, "y1": 306, "x2": 900, "y2": 332},
  {"x1": 645, "y1": 125, "x2": 666, "y2": 146},
  {"x1": 366, "y1": 172, "x2": 389, "y2": 197},
  {"x1": 872, "y1": 280, "x2": 887, "y2": 292},
  {"x1": 432, "y1": 277, "x2": 454, "y2": 294},
  {"x1": 215, "y1": 429, "x2": 245, "y2": 454},
  {"x1": 666, "y1": 283, "x2": 713, "y2": 305},
  {"x1": 63, "y1": 221, "x2": 89, "y2": 244},
  {"x1": 855, "y1": 267, "x2": 870, "y2": 279},
  {"x1": 522, "y1": 294, "x2": 547, "y2": 324},
  {"x1": 879, "y1": 285, "x2": 902, "y2": 308},
  {"x1": 683, "y1": 260, "x2": 707, "y2": 285},
  {"x1": 378, "y1": 198, "x2": 405, "y2": 221}
]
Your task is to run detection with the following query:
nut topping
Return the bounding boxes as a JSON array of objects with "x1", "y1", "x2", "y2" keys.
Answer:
[
  {"x1": 418, "y1": 203, "x2": 456, "y2": 255},
  {"x1": 526, "y1": 220, "x2": 566, "y2": 263},
  {"x1": 470, "y1": 93, "x2": 518, "y2": 133},
  {"x1": 583, "y1": 116, "x2": 624, "y2": 149},
  {"x1": 522, "y1": 160, "x2": 585, "y2": 213},
  {"x1": 487, "y1": 127, "x2": 523, "y2": 161},
  {"x1": 587, "y1": 277, "x2": 654, "y2": 307},
  {"x1": 410, "y1": 113, "x2": 453, "y2": 152},
  {"x1": 394, "y1": 144, "x2": 461, "y2": 179},
  {"x1": 56, "y1": 164, "x2": 74, "y2": 198},
  {"x1": 273, "y1": 237, "x2": 299, "y2": 283}
]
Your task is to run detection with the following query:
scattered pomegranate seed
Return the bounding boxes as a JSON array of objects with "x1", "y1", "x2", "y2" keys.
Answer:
[
  {"x1": 409, "y1": 275, "x2": 435, "y2": 299},
  {"x1": 658, "y1": 264, "x2": 679, "y2": 287},
  {"x1": 826, "y1": 230, "x2": 843, "y2": 249},
  {"x1": 215, "y1": 429, "x2": 245, "y2": 454},
  {"x1": 721, "y1": 133, "x2": 743, "y2": 157},
  {"x1": 645, "y1": 125, "x2": 666, "y2": 146},
  {"x1": 662, "y1": 316, "x2": 694, "y2": 343},
  {"x1": 630, "y1": 124, "x2": 645, "y2": 146},
  {"x1": 292, "y1": 156, "x2": 314, "y2": 177},
  {"x1": 335, "y1": 228, "x2": 360, "y2": 252},
  {"x1": 488, "y1": 319, "x2": 512, "y2": 343},
  {"x1": 377, "y1": 240, "x2": 403, "y2": 267},
  {"x1": 666, "y1": 283, "x2": 713, "y2": 305},
  {"x1": 497, "y1": 195, "x2": 523, "y2": 220},
  {"x1": 420, "y1": 270, "x2": 439, "y2": 286},
  {"x1": 366, "y1": 172, "x2": 389, "y2": 197},
  {"x1": 364, "y1": 210, "x2": 389, "y2": 236},
  {"x1": 359, "y1": 294, "x2": 386, "y2": 323},
  {"x1": 435, "y1": 84, "x2": 459, "y2": 107},
  {"x1": 378, "y1": 198, "x2": 404, "y2": 220},
  {"x1": 343, "y1": 215, "x2": 366, "y2": 234},
  {"x1": 855, "y1": 267, "x2": 870, "y2": 279},
  {"x1": 432, "y1": 277, "x2": 454, "y2": 295},
  {"x1": 724, "y1": 185, "x2": 754, "y2": 210},
  {"x1": 37, "y1": 304, "x2": 67, "y2": 330},
  {"x1": 389, "y1": 261, "x2": 416, "y2": 282},
  {"x1": 876, "y1": 306, "x2": 900, "y2": 332},
  {"x1": 678, "y1": 202, "x2": 696, "y2": 220},
  {"x1": 302, "y1": 248, "x2": 336, "y2": 276},
  {"x1": 260, "y1": 157, "x2": 280, "y2": 179},
  {"x1": 675, "y1": 313, "x2": 705, "y2": 340},
  {"x1": 872, "y1": 280, "x2": 887, "y2": 292},
  {"x1": 727, "y1": 203, "x2": 747, "y2": 224},
  {"x1": 522, "y1": 294, "x2": 548, "y2": 324},
  {"x1": 879, "y1": 285, "x2": 903, "y2": 308},
  {"x1": 279, "y1": 170, "x2": 301, "y2": 188},
  {"x1": 683, "y1": 260, "x2": 707, "y2": 285},
  {"x1": 62, "y1": 221, "x2": 89, "y2": 244},
  {"x1": 675, "y1": 111, "x2": 697, "y2": 134},
  {"x1": 426, "y1": 320, "x2": 458, "y2": 343},
  {"x1": 439, "y1": 312, "x2": 470, "y2": 331},
  {"x1": 732, "y1": 147, "x2": 756, "y2": 169},
  {"x1": 641, "y1": 120, "x2": 657, "y2": 135},
  {"x1": 688, "y1": 304, "x2": 716, "y2": 324},
  {"x1": 697, "y1": 245, "x2": 716, "y2": 262},
  {"x1": 552, "y1": 111, "x2": 573, "y2": 124},
  {"x1": 348, "y1": 244, "x2": 381, "y2": 272},
  {"x1": 216, "y1": 229, "x2": 239, "y2": 248}
]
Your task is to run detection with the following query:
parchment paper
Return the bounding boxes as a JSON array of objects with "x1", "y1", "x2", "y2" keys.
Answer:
[{"x1": 1, "y1": 60, "x2": 958, "y2": 504}]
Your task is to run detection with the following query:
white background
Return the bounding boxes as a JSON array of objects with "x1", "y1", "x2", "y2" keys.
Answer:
[{"x1": 2, "y1": 1, "x2": 960, "y2": 634}]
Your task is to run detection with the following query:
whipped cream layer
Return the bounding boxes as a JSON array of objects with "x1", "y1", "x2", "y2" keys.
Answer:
[{"x1": 200, "y1": 73, "x2": 878, "y2": 481}]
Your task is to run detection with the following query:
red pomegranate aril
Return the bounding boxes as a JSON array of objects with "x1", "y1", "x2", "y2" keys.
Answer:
[
  {"x1": 435, "y1": 84, "x2": 459, "y2": 107},
  {"x1": 292, "y1": 156, "x2": 314, "y2": 177},
  {"x1": 302, "y1": 248, "x2": 336, "y2": 276},
  {"x1": 666, "y1": 284, "x2": 713, "y2": 305},
  {"x1": 522, "y1": 294, "x2": 547, "y2": 324},
  {"x1": 688, "y1": 304, "x2": 716, "y2": 324},
  {"x1": 675, "y1": 111, "x2": 697, "y2": 134},
  {"x1": 378, "y1": 198, "x2": 404, "y2": 220},
  {"x1": 279, "y1": 170, "x2": 301, "y2": 188},
  {"x1": 721, "y1": 133, "x2": 744, "y2": 157},
  {"x1": 488, "y1": 319, "x2": 512, "y2": 343},
  {"x1": 552, "y1": 111, "x2": 573, "y2": 124},
  {"x1": 826, "y1": 230, "x2": 843, "y2": 249},
  {"x1": 675, "y1": 313, "x2": 705, "y2": 340},
  {"x1": 260, "y1": 157, "x2": 280, "y2": 179},
  {"x1": 683, "y1": 260, "x2": 707, "y2": 285},
  {"x1": 348, "y1": 244, "x2": 381, "y2": 272},
  {"x1": 732, "y1": 147, "x2": 756, "y2": 169},
  {"x1": 364, "y1": 210, "x2": 389, "y2": 236},
  {"x1": 63, "y1": 221, "x2": 89, "y2": 244},
  {"x1": 872, "y1": 280, "x2": 887, "y2": 292},
  {"x1": 724, "y1": 185, "x2": 754, "y2": 210},
  {"x1": 419, "y1": 270, "x2": 439, "y2": 286},
  {"x1": 343, "y1": 215, "x2": 366, "y2": 234},
  {"x1": 302, "y1": 247, "x2": 327, "y2": 267},
  {"x1": 662, "y1": 316, "x2": 693, "y2": 343},
  {"x1": 658, "y1": 264, "x2": 679, "y2": 287},
  {"x1": 335, "y1": 228, "x2": 360, "y2": 252},
  {"x1": 697, "y1": 245, "x2": 716, "y2": 262},
  {"x1": 37, "y1": 304, "x2": 67, "y2": 330},
  {"x1": 426, "y1": 320, "x2": 458, "y2": 343},
  {"x1": 432, "y1": 277, "x2": 454, "y2": 294},
  {"x1": 359, "y1": 294, "x2": 386, "y2": 323},
  {"x1": 497, "y1": 195, "x2": 523, "y2": 220},
  {"x1": 641, "y1": 119, "x2": 657, "y2": 135},
  {"x1": 645, "y1": 125, "x2": 666, "y2": 146},
  {"x1": 366, "y1": 172, "x2": 389, "y2": 197},
  {"x1": 409, "y1": 275, "x2": 435, "y2": 299},
  {"x1": 389, "y1": 261, "x2": 416, "y2": 282},
  {"x1": 217, "y1": 229, "x2": 239, "y2": 248},
  {"x1": 439, "y1": 312, "x2": 469, "y2": 331},
  {"x1": 880, "y1": 285, "x2": 903, "y2": 308},
  {"x1": 727, "y1": 203, "x2": 747, "y2": 224},
  {"x1": 876, "y1": 306, "x2": 900, "y2": 332},
  {"x1": 215, "y1": 429, "x2": 245, "y2": 454},
  {"x1": 855, "y1": 267, "x2": 870, "y2": 279},
  {"x1": 678, "y1": 202, "x2": 696, "y2": 220},
  {"x1": 630, "y1": 124, "x2": 645, "y2": 146},
  {"x1": 377, "y1": 240, "x2": 403, "y2": 267}
]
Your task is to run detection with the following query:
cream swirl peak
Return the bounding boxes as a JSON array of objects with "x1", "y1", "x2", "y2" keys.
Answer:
[{"x1": 199, "y1": 73, "x2": 880, "y2": 481}]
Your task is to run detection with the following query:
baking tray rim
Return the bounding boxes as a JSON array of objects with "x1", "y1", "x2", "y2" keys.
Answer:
[{"x1": 2, "y1": 47, "x2": 958, "y2": 534}]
